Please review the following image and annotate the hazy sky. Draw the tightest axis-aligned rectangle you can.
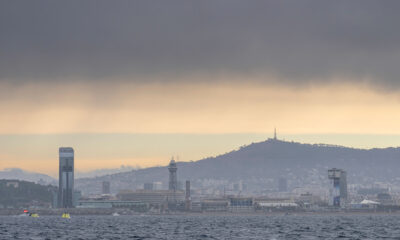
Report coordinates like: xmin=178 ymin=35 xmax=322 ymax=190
xmin=1 ymin=1 xmax=400 ymax=174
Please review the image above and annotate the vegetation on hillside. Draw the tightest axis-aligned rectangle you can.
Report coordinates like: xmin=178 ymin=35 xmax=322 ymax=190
xmin=0 ymin=180 xmax=56 ymax=208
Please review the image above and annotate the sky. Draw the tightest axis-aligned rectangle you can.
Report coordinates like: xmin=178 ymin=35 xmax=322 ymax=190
xmin=1 ymin=1 xmax=400 ymax=175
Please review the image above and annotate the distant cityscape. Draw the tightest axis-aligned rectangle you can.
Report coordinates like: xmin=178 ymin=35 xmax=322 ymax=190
xmin=1 ymin=135 xmax=400 ymax=215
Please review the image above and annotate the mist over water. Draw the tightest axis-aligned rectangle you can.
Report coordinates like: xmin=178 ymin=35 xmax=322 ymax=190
xmin=1 ymin=215 xmax=400 ymax=239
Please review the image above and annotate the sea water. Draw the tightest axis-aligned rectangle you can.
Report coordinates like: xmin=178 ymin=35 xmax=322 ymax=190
xmin=1 ymin=215 xmax=400 ymax=239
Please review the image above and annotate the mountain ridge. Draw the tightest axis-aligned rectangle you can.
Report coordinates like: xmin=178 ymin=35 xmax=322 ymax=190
xmin=75 ymin=139 xmax=400 ymax=195
xmin=0 ymin=168 xmax=56 ymax=185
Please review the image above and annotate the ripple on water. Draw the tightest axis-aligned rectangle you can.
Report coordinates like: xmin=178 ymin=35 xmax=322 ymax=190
xmin=0 ymin=215 xmax=399 ymax=239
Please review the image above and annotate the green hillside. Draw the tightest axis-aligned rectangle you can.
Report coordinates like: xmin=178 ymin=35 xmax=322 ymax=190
xmin=0 ymin=180 xmax=56 ymax=208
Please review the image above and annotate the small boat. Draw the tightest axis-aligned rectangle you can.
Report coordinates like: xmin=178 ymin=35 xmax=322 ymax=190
xmin=21 ymin=210 xmax=39 ymax=218
xmin=112 ymin=212 xmax=120 ymax=217
xmin=61 ymin=213 xmax=71 ymax=219
xmin=19 ymin=210 xmax=29 ymax=217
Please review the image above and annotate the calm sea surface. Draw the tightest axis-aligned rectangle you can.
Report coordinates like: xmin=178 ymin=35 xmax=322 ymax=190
xmin=1 ymin=215 xmax=400 ymax=239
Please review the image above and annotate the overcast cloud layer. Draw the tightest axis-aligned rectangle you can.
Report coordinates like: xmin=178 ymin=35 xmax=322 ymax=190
xmin=1 ymin=1 xmax=400 ymax=87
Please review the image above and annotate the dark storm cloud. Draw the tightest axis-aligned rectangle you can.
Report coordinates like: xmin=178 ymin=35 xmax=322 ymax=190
xmin=1 ymin=0 xmax=400 ymax=86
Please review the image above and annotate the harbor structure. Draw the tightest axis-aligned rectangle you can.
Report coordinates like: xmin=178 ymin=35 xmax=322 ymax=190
xmin=168 ymin=157 xmax=179 ymax=209
xmin=168 ymin=157 xmax=178 ymax=192
xmin=58 ymin=147 xmax=74 ymax=208
xmin=328 ymin=168 xmax=348 ymax=207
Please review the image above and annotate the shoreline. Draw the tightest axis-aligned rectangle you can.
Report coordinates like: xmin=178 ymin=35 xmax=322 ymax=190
xmin=2 ymin=209 xmax=400 ymax=216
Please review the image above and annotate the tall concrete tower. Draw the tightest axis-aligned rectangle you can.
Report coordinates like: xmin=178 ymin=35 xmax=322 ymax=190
xmin=328 ymin=168 xmax=347 ymax=207
xmin=58 ymin=147 xmax=74 ymax=208
xmin=168 ymin=157 xmax=178 ymax=192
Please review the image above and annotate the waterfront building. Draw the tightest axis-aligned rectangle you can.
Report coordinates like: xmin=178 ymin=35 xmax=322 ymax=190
xmin=117 ymin=190 xmax=185 ymax=205
xmin=254 ymin=197 xmax=298 ymax=211
xmin=201 ymin=199 xmax=229 ymax=212
xmin=229 ymin=197 xmax=254 ymax=212
xmin=297 ymin=192 xmax=323 ymax=207
xmin=77 ymin=200 xmax=147 ymax=210
xmin=58 ymin=147 xmax=74 ymax=208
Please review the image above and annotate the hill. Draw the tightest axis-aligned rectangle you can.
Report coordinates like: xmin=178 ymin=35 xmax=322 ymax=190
xmin=75 ymin=139 xmax=400 ymax=195
xmin=0 ymin=180 xmax=56 ymax=208
xmin=0 ymin=168 xmax=56 ymax=185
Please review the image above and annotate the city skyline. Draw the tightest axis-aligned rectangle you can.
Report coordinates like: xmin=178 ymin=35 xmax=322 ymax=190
xmin=2 ymin=1 xmax=400 ymax=174
xmin=2 ymin=1 xmax=400 ymax=238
